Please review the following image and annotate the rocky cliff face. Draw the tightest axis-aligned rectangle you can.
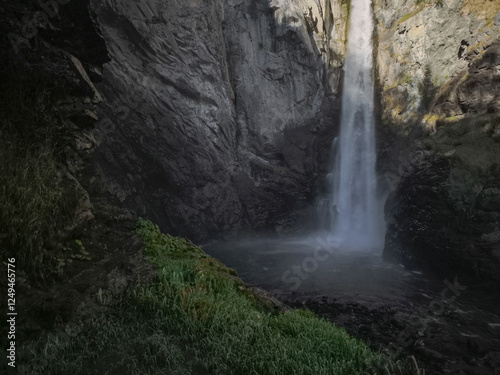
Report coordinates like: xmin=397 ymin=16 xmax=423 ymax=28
xmin=5 ymin=0 xmax=497 ymax=283
xmin=0 ymin=0 xmax=350 ymax=280
xmin=375 ymin=0 xmax=500 ymax=281
xmin=374 ymin=0 xmax=500 ymax=128
xmin=0 ymin=0 xmax=110 ymax=268
xmin=88 ymin=0 xmax=348 ymax=240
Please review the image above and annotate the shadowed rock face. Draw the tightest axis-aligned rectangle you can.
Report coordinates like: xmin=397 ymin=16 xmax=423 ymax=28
xmin=0 ymin=0 xmax=110 ymax=231
xmin=384 ymin=129 xmax=500 ymax=282
xmin=456 ymin=42 xmax=500 ymax=115
xmin=375 ymin=2 xmax=500 ymax=282
xmin=1 ymin=0 xmax=348 ymax=242
xmin=88 ymin=0 xmax=347 ymax=240
xmin=88 ymin=0 xmax=240 ymax=240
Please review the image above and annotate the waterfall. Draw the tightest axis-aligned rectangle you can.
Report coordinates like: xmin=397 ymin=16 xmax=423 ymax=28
xmin=319 ymin=0 xmax=383 ymax=249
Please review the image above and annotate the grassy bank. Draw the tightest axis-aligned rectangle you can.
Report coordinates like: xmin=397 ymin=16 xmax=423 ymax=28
xmin=18 ymin=219 xmax=388 ymax=374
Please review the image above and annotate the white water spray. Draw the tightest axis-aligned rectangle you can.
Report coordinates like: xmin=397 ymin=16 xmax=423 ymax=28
xmin=318 ymin=0 xmax=383 ymax=249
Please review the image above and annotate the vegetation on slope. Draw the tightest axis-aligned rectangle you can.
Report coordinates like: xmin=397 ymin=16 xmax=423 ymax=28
xmin=0 ymin=54 xmax=78 ymax=280
xmin=18 ymin=219 xmax=389 ymax=374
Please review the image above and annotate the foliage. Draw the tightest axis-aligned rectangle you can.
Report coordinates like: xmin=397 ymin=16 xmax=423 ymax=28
xmin=418 ymin=65 xmax=437 ymax=114
xmin=343 ymin=0 xmax=352 ymax=43
xmin=0 ymin=47 xmax=78 ymax=280
xmin=415 ymin=0 xmax=443 ymax=6
xmin=401 ymin=73 xmax=413 ymax=85
xmin=397 ymin=5 xmax=424 ymax=27
xmin=0 ymin=140 xmax=72 ymax=278
xmin=18 ymin=219 xmax=390 ymax=374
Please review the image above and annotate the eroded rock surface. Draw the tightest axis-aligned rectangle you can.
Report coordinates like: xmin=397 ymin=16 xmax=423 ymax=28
xmin=89 ymin=0 xmax=347 ymax=240
xmin=376 ymin=1 xmax=500 ymax=282
xmin=374 ymin=0 xmax=500 ymax=127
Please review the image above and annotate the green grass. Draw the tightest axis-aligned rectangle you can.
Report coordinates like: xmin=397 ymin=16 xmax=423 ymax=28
xmin=18 ymin=219 xmax=389 ymax=374
xmin=401 ymin=73 xmax=413 ymax=85
xmin=397 ymin=5 xmax=424 ymax=27
xmin=343 ymin=0 xmax=352 ymax=45
xmin=0 ymin=52 xmax=78 ymax=280
xmin=0 ymin=138 xmax=73 ymax=279
xmin=415 ymin=0 xmax=442 ymax=6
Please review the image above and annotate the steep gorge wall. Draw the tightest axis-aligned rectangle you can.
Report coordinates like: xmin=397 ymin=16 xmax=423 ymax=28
xmin=88 ymin=0 xmax=348 ymax=240
xmin=375 ymin=0 xmax=500 ymax=128
xmin=4 ymin=0 xmax=499 ymax=284
xmin=4 ymin=0 xmax=499 ymax=283
xmin=374 ymin=0 xmax=500 ymax=281
xmin=0 ymin=0 xmax=111 ymax=274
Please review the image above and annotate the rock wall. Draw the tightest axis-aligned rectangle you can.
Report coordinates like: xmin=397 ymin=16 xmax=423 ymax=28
xmin=0 ymin=0 xmax=110 ymax=237
xmin=4 ymin=0 xmax=499 ymax=282
xmin=374 ymin=0 xmax=500 ymax=129
xmin=375 ymin=0 xmax=500 ymax=281
xmin=88 ymin=0 xmax=348 ymax=240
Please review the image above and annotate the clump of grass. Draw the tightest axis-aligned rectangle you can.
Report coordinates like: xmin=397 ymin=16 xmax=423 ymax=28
xmin=414 ymin=0 xmax=442 ymax=6
xmin=398 ymin=12 xmax=415 ymax=25
xmin=400 ymin=73 xmax=413 ymax=85
xmin=18 ymin=219 xmax=389 ymax=374
xmin=0 ymin=140 xmax=72 ymax=278
xmin=0 ymin=47 xmax=79 ymax=280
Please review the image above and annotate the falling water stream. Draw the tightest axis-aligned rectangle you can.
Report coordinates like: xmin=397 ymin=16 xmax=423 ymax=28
xmin=332 ymin=0 xmax=377 ymax=243
xmin=317 ymin=0 xmax=384 ymax=249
